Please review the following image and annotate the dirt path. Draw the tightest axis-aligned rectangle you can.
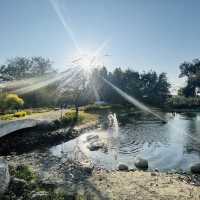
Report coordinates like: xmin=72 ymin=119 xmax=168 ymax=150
xmin=85 ymin=171 xmax=200 ymax=200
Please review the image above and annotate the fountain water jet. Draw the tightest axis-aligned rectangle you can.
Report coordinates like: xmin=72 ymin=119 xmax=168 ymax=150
xmin=108 ymin=113 xmax=119 ymax=160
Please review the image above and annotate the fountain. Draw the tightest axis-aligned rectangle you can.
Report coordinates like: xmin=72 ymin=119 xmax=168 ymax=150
xmin=107 ymin=113 xmax=119 ymax=160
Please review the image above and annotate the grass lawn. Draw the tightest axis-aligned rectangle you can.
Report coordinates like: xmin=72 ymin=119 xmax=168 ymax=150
xmin=77 ymin=110 xmax=99 ymax=125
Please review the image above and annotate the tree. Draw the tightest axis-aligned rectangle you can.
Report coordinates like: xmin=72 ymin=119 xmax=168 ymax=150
xmin=89 ymin=67 xmax=170 ymax=106
xmin=58 ymin=67 xmax=87 ymax=118
xmin=30 ymin=57 xmax=55 ymax=76
xmin=0 ymin=93 xmax=24 ymax=113
xmin=0 ymin=57 xmax=56 ymax=108
xmin=0 ymin=93 xmax=7 ymax=113
xmin=0 ymin=57 xmax=31 ymax=80
xmin=154 ymin=73 xmax=171 ymax=104
xmin=5 ymin=94 xmax=24 ymax=111
xmin=179 ymin=59 xmax=200 ymax=97
xmin=0 ymin=57 xmax=55 ymax=81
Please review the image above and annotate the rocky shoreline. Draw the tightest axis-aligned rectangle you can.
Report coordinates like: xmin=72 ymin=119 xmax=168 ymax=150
xmin=0 ymin=120 xmax=99 ymax=155
xmin=1 ymin=120 xmax=200 ymax=199
xmin=1 ymin=151 xmax=200 ymax=200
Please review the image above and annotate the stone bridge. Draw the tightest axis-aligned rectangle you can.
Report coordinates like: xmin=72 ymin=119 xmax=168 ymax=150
xmin=0 ymin=119 xmax=44 ymax=138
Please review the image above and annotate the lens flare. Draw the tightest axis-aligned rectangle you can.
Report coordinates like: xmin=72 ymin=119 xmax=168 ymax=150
xmin=102 ymin=77 xmax=166 ymax=122
xmin=49 ymin=0 xmax=81 ymax=53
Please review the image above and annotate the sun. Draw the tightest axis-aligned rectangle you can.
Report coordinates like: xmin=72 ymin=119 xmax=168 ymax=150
xmin=72 ymin=51 xmax=102 ymax=72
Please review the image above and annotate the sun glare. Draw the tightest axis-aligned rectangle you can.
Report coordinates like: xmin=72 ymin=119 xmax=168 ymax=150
xmin=72 ymin=50 xmax=103 ymax=72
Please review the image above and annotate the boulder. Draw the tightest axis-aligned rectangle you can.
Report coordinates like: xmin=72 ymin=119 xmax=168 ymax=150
xmin=118 ymin=164 xmax=129 ymax=171
xmin=191 ymin=163 xmax=200 ymax=174
xmin=86 ymin=134 xmax=99 ymax=142
xmin=0 ymin=159 xmax=10 ymax=196
xmin=135 ymin=158 xmax=148 ymax=170
xmin=87 ymin=141 xmax=105 ymax=151
xmin=151 ymin=172 xmax=157 ymax=176
xmin=154 ymin=168 xmax=159 ymax=172
xmin=31 ymin=191 xmax=50 ymax=200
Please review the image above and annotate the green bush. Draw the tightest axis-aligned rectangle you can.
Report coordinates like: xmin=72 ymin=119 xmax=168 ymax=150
xmin=26 ymin=110 xmax=32 ymax=115
xmin=10 ymin=165 xmax=36 ymax=182
xmin=84 ymin=104 xmax=111 ymax=112
xmin=5 ymin=93 xmax=24 ymax=109
xmin=0 ymin=114 xmax=14 ymax=120
xmin=62 ymin=110 xmax=77 ymax=124
xmin=0 ymin=111 xmax=27 ymax=120
xmin=167 ymin=96 xmax=200 ymax=109
xmin=0 ymin=93 xmax=24 ymax=113
xmin=14 ymin=111 xmax=27 ymax=117
xmin=84 ymin=104 xmax=126 ymax=113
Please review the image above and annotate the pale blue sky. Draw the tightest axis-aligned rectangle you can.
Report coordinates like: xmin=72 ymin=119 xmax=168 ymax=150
xmin=0 ymin=0 xmax=200 ymax=88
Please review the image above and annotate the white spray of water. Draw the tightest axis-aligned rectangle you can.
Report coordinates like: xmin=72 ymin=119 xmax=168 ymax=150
xmin=102 ymin=78 xmax=165 ymax=122
xmin=108 ymin=113 xmax=119 ymax=137
xmin=108 ymin=113 xmax=119 ymax=160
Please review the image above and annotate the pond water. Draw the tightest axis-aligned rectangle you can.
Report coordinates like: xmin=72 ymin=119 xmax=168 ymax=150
xmin=49 ymin=112 xmax=200 ymax=171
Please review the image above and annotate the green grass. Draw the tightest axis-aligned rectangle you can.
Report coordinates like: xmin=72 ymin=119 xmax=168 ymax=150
xmin=0 ymin=108 xmax=53 ymax=120
xmin=9 ymin=165 xmax=37 ymax=182
xmin=83 ymin=104 xmax=125 ymax=112
xmin=61 ymin=109 xmax=98 ymax=125
xmin=0 ymin=114 xmax=15 ymax=120
xmin=78 ymin=111 xmax=98 ymax=124
xmin=0 ymin=111 xmax=29 ymax=120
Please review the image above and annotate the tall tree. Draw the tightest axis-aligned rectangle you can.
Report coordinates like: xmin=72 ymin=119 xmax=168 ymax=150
xmin=179 ymin=59 xmax=200 ymax=97
xmin=0 ymin=57 xmax=55 ymax=81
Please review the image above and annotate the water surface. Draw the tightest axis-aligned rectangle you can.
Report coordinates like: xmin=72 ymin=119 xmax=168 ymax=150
xmin=50 ymin=112 xmax=200 ymax=171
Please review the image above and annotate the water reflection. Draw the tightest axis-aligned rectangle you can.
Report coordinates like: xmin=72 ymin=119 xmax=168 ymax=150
xmin=49 ymin=112 xmax=200 ymax=171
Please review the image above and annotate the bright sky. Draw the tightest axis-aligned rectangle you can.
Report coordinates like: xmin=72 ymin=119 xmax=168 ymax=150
xmin=0 ymin=0 xmax=200 ymax=89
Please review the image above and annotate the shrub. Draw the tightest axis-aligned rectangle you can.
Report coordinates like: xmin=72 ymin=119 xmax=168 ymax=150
xmin=167 ymin=96 xmax=200 ymax=109
xmin=9 ymin=165 xmax=36 ymax=182
xmin=62 ymin=110 xmax=77 ymax=124
xmin=14 ymin=111 xmax=27 ymax=118
xmin=84 ymin=104 xmax=111 ymax=112
xmin=5 ymin=94 xmax=24 ymax=110
xmin=0 ymin=114 xmax=14 ymax=120
xmin=26 ymin=110 xmax=32 ymax=115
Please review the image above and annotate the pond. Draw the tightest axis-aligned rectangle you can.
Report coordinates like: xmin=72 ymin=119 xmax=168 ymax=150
xmin=49 ymin=112 xmax=200 ymax=171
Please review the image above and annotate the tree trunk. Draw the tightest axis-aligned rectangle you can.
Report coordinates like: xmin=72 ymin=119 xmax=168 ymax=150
xmin=75 ymin=104 xmax=79 ymax=121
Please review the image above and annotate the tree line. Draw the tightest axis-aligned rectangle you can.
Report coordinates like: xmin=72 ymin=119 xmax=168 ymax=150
xmin=0 ymin=56 xmax=200 ymax=110
xmin=90 ymin=67 xmax=170 ymax=106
